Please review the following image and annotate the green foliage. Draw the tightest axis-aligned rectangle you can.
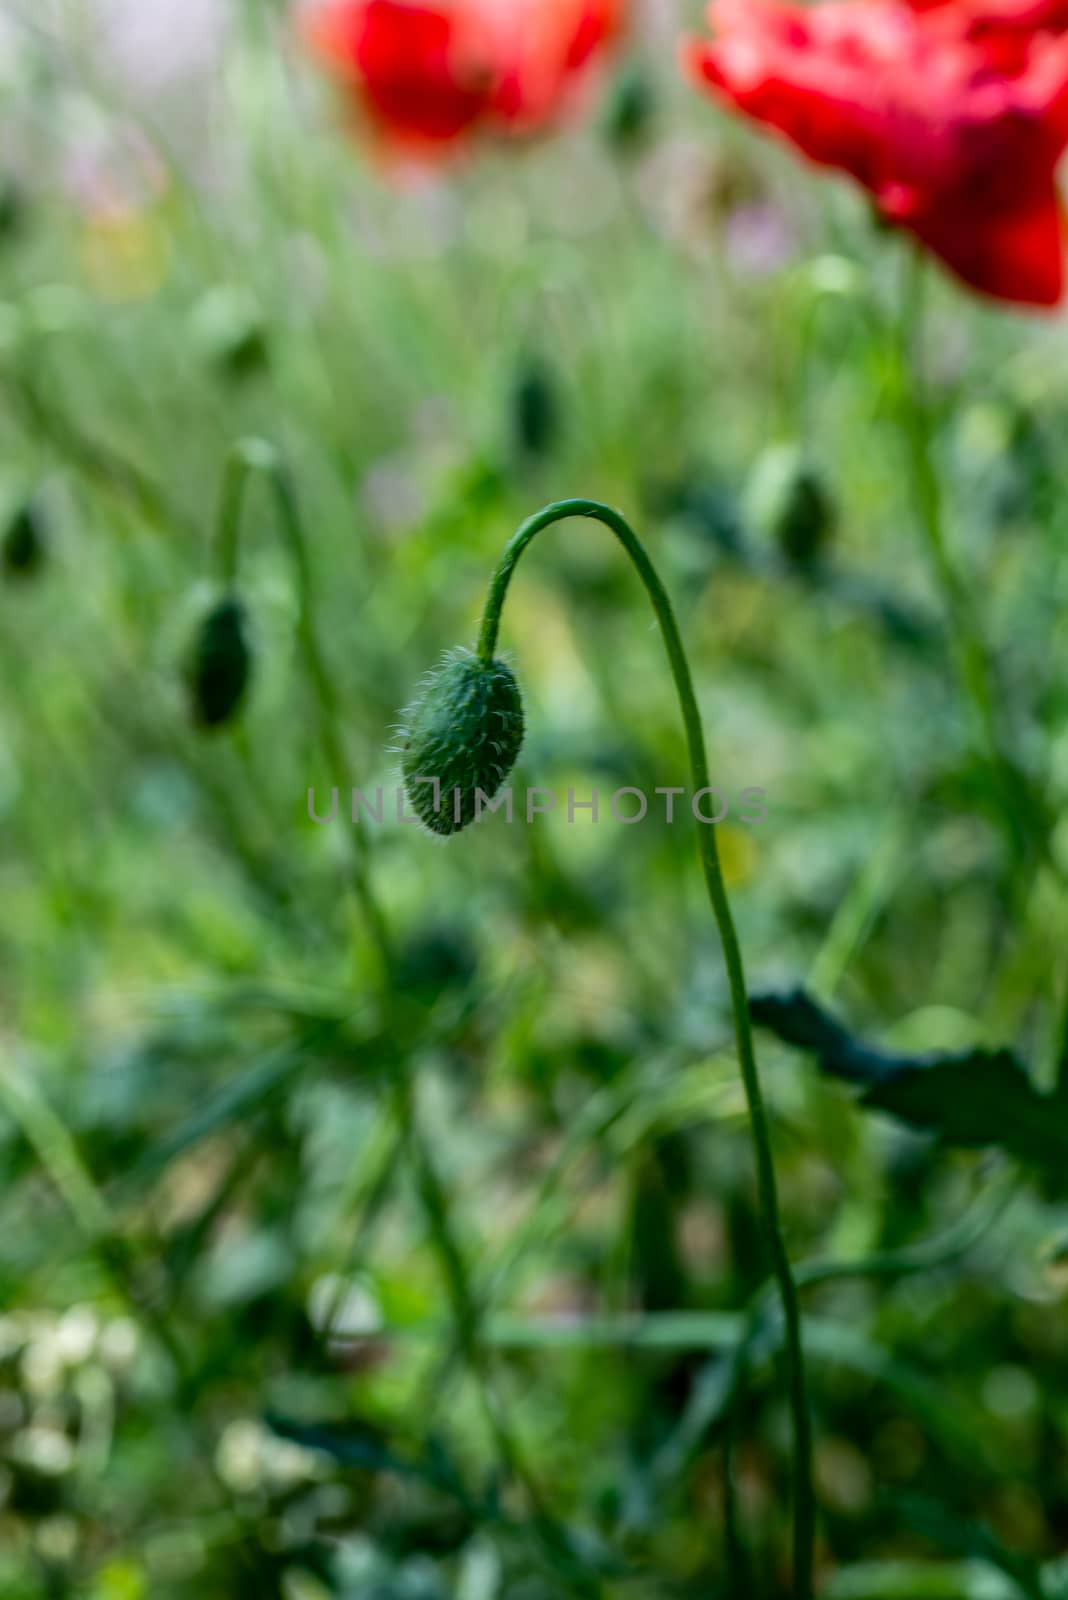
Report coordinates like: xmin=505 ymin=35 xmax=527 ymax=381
xmin=0 ymin=7 xmax=1067 ymax=1599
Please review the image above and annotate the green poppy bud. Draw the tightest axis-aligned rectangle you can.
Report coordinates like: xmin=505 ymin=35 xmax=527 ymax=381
xmin=400 ymin=651 xmax=524 ymax=836
xmin=2 ymin=497 xmax=47 ymax=579
xmin=513 ymin=358 xmax=559 ymax=464
xmin=745 ymin=443 xmax=835 ymax=568
xmin=604 ymin=62 xmax=655 ymax=153
xmin=187 ymin=596 xmax=252 ymax=730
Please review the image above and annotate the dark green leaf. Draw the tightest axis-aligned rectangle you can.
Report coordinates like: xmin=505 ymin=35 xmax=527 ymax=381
xmin=750 ymin=988 xmax=921 ymax=1085
xmin=751 ymin=988 xmax=1068 ymax=1190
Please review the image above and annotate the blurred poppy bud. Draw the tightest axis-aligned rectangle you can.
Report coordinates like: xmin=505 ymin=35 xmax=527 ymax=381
xmin=397 ymin=922 xmax=479 ymax=1000
xmin=187 ymin=595 xmax=253 ymax=730
xmin=2 ymin=496 xmax=47 ymax=579
xmin=400 ymin=651 xmax=524 ymax=836
xmin=0 ymin=178 xmax=25 ymax=245
xmin=604 ymin=61 xmax=654 ymax=153
xmin=745 ymin=443 xmax=835 ymax=567
xmin=190 ymin=285 xmax=268 ymax=381
xmin=513 ymin=358 xmax=560 ymax=464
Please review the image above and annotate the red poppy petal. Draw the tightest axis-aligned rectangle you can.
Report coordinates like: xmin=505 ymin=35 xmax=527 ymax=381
xmin=687 ymin=36 xmax=886 ymax=189
xmin=565 ymin=0 xmax=623 ymax=72
xmin=908 ymin=0 xmax=1068 ymax=28
xmin=305 ymin=0 xmax=495 ymax=152
xmin=905 ymin=192 xmax=1065 ymax=304
xmin=490 ymin=0 xmax=622 ymax=131
xmin=303 ymin=1 xmax=363 ymax=70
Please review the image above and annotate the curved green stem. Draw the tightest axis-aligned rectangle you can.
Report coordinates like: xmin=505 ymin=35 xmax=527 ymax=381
xmin=212 ymin=438 xmax=392 ymax=976
xmin=477 ymin=498 xmax=815 ymax=1598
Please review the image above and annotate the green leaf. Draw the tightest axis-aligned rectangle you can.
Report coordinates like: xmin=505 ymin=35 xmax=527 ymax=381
xmin=751 ymin=988 xmax=1068 ymax=1191
xmin=750 ymin=988 xmax=909 ymax=1086
xmin=866 ymin=1053 xmax=1062 ymax=1169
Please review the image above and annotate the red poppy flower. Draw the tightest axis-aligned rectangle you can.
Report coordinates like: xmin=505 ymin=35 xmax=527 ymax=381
xmin=685 ymin=0 xmax=1068 ymax=305
xmin=909 ymin=0 xmax=1068 ymax=32
xmin=304 ymin=0 xmax=622 ymax=160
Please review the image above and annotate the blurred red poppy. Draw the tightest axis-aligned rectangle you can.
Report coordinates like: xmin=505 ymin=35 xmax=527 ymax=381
xmin=685 ymin=0 xmax=1068 ymax=305
xmin=909 ymin=0 xmax=1068 ymax=30
xmin=304 ymin=0 xmax=622 ymax=160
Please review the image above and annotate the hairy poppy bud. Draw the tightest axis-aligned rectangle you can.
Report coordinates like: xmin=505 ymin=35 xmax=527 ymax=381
xmin=745 ymin=443 xmax=835 ymax=568
xmin=2 ymin=497 xmax=47 ymax=578
xmin=400 ymin=651 xmax=524 ymax=836
xmin=513 ymin=358 xmax=560 ymax=464
xmin=187 ymin=596 xmax=252 ymax=730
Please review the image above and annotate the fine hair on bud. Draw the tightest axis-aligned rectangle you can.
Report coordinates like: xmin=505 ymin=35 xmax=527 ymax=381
xmin=400 ymin=650 xmax=524 ymax=837
xmin=187 ymin=594 xmax=253 ymax=730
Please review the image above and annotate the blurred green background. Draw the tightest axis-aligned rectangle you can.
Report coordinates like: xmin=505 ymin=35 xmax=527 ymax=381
xmin=2 ymin=2 xmax=1068 ymax=1596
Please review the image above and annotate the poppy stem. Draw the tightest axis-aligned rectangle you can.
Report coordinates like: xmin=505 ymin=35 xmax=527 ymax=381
xmin=895 ymin=251 xmax=1031 ymax=865
xmin=212 ymin=437 xmax=393 ymax=978
xmin=478 ymin=499 xmax=816 ymax=1599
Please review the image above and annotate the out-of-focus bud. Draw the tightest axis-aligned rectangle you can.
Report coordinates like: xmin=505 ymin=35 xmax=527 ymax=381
xmin=603 ymin=61 xmax=655 ymax=153
xmin=189 ymin=285 xmax=269 ymax=381
xmin=400 ymin=650 xmax=524 ymax=836
xmin=397 ymin=922 xmax=479 ymax=1001
xmin=2 ymin=496 xmax=47 ymax=579
xmin=187 ymin=595 xmax=253 ymax=730
xmin=512 ymin=357 xmax=560 ymax=465
xmin=744 ymin=442 xmax=835 ymax=568
xmin=0 ymin=178 xmax=26 ymax=246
